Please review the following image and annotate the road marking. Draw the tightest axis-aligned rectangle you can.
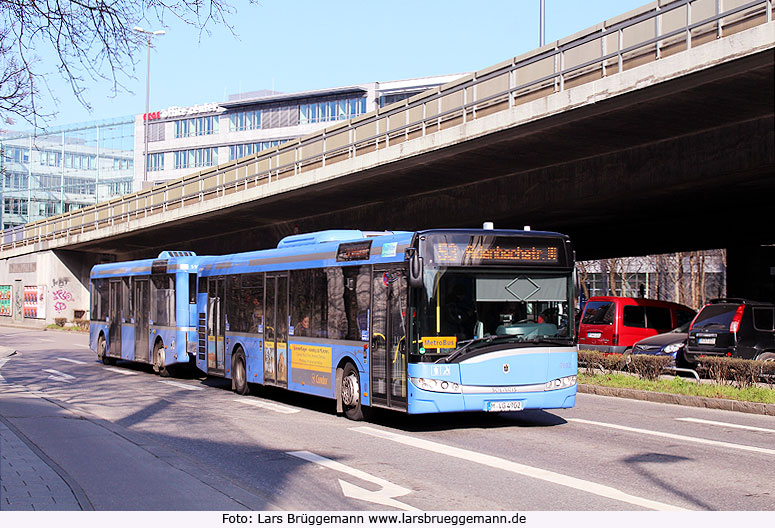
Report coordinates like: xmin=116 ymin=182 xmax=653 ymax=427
xmin=159 ymin=380 xmax=204 ymax=391
xmin=104 ymin=367 xmax=137 ymax=376
xmin=570 ymin=418 xmax=775 ymax=456
xmin=352 ymin=426 xmax=686 ymax=511
xmin=288 ymin=450 xmax=417 ymax=511
xmin=43 ymin=369 xmax=75 ymax=383
xmin=676 ymin=417 xmax=775 ymax=433
xmin=57 ymin=357 xmax=87 ymax=365
xmin=233 ymin=398 xmax=300 ymax=414
xmin=73 ymin=344 xmax=91 ymax=349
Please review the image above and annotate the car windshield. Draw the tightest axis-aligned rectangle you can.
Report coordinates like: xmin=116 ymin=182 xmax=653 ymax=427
xmin=412 ymin=268 xmax=573 ymax=357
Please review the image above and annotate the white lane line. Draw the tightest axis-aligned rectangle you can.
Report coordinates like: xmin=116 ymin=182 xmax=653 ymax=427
xmin=159 ymin=380 xmax=204 ymax=391
xmin=57 ymin=357 xmax=87 ymax=365
xmin=104 ymin=367 xmax=137 ymax=376
xmin=233 ymin=398 xmax=300 ymax=414
xmin=73 ymin=344 xmax=91 ymax=349
xmin=352 ymin=426 xmax=686 ymax=511
xmin=676 ymin=417 xmax=775 ymax=433
xmin=43 ymin=369 xmax=75 ymax=383
xmin=570 ymin=418 xmax=775 ymax=456
xmin=288 ymin=451 xmax=417 ymax=511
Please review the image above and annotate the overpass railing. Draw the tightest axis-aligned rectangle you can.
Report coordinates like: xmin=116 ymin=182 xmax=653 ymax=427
xmin=2 ymin=0 xmax=771 ymax=253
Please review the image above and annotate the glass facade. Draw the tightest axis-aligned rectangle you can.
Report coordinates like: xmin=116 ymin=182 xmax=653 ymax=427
xmin=0 ymin=117 xmax=135 ymax=230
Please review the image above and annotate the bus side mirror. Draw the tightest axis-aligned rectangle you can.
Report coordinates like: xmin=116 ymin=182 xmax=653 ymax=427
xmin=406 ymin=248 xmax=423 ymax=288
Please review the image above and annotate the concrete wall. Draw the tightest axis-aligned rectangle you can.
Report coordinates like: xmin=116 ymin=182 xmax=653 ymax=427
xmin=0 ymin=250 xmax=102 ymax=326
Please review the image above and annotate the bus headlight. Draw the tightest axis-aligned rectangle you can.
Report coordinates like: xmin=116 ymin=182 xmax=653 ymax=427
xmin=545 ymin=375 xmax=576 ymax=391
xmin=410 ymin=377 xmax=462 ymax=393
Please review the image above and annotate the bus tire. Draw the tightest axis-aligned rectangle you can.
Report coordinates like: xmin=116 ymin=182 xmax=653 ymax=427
xmin=232 ymin=349 xmax=249 ymax=396
xmin=153 ymin=341 xmax=170 ymax=377
xmin=98 ymin=335 xmax=115 ymax=365
xmin=341 ymin=362 xmax=369 ymax=421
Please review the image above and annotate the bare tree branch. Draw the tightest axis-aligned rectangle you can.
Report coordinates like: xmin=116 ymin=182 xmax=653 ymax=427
xmin=0 ymin=0 xmax=239 ymax=128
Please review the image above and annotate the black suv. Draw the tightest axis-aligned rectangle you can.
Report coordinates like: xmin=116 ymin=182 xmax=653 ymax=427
xmin=685 ymin=298 xmax=775 ymax=364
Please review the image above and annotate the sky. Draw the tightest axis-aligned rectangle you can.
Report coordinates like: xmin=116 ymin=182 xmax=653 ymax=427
xmin=10 ymin=0 xmax=650 ymax=132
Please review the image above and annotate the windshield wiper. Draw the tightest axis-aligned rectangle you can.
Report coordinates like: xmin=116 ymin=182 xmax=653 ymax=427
xmin=444 ymin=335 xmax=524 ymax=363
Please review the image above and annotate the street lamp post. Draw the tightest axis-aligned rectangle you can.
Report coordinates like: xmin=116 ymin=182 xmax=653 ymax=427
xmin=133 ymin=26 xmax=165 ymax=188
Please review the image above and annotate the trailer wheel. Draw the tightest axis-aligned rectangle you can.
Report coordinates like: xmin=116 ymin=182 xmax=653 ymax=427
xmin=232 ymin=348 xmax=249 ymax=395
xmin=153 ymin=341 xmax=170 ymax=377
xmin=98 ymin=335 xmax=115 ymax=365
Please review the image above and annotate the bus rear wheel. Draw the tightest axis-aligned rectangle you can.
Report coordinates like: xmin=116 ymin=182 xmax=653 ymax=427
xmin=98 ymin=335 xmax=115 ymax=365
xmin=232 ymin=349 xmax=249 ymax=395
xmin=341 ymin=363 xmax=369 ymax=421
xmin=153 ymin=342 xmax=170 ymax=377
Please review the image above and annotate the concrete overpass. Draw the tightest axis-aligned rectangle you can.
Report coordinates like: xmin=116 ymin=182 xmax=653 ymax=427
xmin=1 ymin=0 xmax=774 ymax=322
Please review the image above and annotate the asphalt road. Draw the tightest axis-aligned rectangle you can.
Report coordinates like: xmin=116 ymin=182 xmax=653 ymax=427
xmin=1 ymin=326 xmax=773 ymax=511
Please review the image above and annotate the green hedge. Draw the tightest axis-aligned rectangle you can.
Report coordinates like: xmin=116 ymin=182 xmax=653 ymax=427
xmin=699 ymin=356 xmax=775 ymax=389
xmin=578 ymin=349 xmax=775 ymax=387
xmin=578 ymin=350 xmax=672 ymax=381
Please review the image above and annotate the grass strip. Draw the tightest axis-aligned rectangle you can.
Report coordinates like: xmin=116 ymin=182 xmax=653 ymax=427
xmin=579 ymin=373 xmax=775 ymax=404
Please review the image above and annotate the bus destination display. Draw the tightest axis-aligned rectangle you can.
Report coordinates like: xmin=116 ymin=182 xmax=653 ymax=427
xmin=430 ymin=237 xmax=560 ymax=266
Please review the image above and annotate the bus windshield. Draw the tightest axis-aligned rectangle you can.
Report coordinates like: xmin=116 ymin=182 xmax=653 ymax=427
xmin=413 ymin=268 xmax=574 ymax=356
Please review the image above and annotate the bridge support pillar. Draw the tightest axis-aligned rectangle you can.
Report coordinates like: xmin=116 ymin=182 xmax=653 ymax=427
xmin=0 ymin=250 xmax=109 ymax=327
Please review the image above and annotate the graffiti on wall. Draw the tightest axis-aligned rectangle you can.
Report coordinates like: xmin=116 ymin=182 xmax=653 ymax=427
xmin=51 ymin=279 xmax=75 ymax=314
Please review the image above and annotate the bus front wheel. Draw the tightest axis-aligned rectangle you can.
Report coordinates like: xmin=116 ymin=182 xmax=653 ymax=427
xmin=153 ymin=342 xmax=170 ymax=377
xmin=98 ymin=335 xmax=115 ymax=365
xmin=232 ymin=349 xmax=249 ymax=395
xmin=341 ymin=363 xmax=369 ymax=421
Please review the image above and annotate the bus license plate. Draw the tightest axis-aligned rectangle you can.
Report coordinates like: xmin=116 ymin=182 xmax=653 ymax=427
xmin=698 ymin=337 xmax=716 ymax=345
xmin=488 ymin=401 xmax=523 ymax=412
xmin=587 ymin=331 xmax=602 ymax=338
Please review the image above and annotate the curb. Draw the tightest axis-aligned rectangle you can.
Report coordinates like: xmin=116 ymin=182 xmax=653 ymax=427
xmin=579 ymin=384 xmax=775 ymax=416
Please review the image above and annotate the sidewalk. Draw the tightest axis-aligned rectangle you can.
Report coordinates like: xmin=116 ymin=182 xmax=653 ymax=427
xmin=0 ymin=415 xmax=87 ymax=510
xmin=0 ymin=345 xmax=282 ymax=511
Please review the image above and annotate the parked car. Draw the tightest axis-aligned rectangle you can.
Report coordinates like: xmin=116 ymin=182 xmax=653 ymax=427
xmin=578 ymin=296 xmax=695 ymax=354
xmin=632 ymin=321 xmax=691 ymax=368
xmin=685 ymin=298 xmax=775 ymax=364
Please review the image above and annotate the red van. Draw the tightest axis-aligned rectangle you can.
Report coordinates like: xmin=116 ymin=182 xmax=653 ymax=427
xmin=578 ymin=296 xmax=695 ymax=354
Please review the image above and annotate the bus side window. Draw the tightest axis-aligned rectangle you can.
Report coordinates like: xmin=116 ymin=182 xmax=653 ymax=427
xmin=189 ymin=274 xmax=197 ymax=304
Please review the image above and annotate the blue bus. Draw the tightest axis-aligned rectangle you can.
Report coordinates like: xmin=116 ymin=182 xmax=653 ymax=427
xmin=90 ymin=227 xmax=577 ymax=420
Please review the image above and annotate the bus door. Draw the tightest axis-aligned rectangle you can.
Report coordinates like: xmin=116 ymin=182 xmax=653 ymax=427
xmin=206 ymin=277 xmax=226 ymax=376
xmin=108 ymin=280 xmax=122 ymax=359
xmin=264 ymin=274 xmax=288 ymax=387
xmin=134 ymin=278 xmax=150 ymax=362
xmin=371 ymin=267 xmax=408 ymax=409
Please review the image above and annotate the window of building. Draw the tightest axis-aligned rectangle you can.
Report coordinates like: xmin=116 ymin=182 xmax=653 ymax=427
xmin=299 ymin=96 xmax=366 ymax=125
xmin=147 ymin=153 xmax=164 ymax=172
xmin=379 ymin=91 xmax=424 ymax=107
xmin=174 ymin=115 xmax=219 ymax=138
xmin=229 ymin=110 xmax=261 ymax=132
xmin=174 ymin=147 xmax=218 ymax=169
xmin=228 ymin=139 xmax=292 ymax=160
